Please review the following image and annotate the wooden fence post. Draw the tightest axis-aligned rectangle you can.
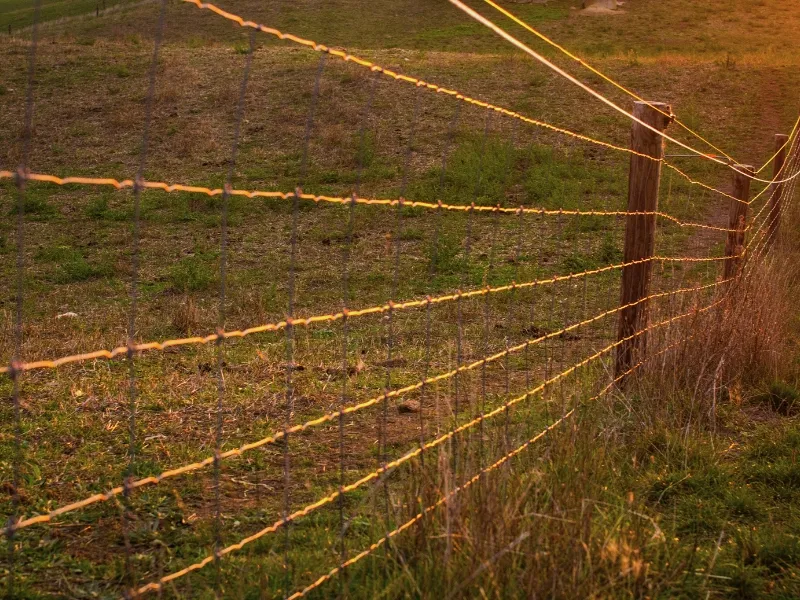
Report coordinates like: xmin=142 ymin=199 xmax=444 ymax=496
xmin=614 ymin=101 xmax=671 ymax=380
xmin=723 ymin=165 xmax=753 ymax=279
xmin=766 ymin=134 xmax=789 ymax=252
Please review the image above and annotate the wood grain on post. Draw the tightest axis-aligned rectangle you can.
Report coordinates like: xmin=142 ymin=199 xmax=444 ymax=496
xmin=766 ymin=134 xmax=789 ymax=252
xmin=723 ymin=165 xmax=753 ymax=279
xmin=615 ymin=101 xmax=672 ymax=380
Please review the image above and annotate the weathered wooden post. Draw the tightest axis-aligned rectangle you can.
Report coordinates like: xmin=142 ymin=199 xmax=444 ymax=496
xmin=766 ymin=134 xmax=789 ymax=252
xmin=723 ymin=165 xmax=753 ymax=279
xmin=615 ymin=101 xmax=671 ymax=380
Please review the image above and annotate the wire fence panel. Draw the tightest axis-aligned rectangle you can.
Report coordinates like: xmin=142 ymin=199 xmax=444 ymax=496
xmin=1 ymin=2 xmax=799 ymax=598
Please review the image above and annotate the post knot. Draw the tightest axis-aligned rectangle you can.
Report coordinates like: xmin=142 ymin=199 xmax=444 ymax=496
xmin=7 ymin=360 xmax=22 ymax=380
xmin=14 ymin=166 xmax=29 ymax=189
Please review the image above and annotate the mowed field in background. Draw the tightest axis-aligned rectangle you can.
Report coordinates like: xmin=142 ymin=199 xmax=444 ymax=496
xmin=1 ymin=0 xmax=800 ymax=598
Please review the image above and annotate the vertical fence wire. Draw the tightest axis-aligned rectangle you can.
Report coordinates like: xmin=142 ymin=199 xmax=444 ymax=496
xmin=378 ymin=81 xmax=421 ymax=583
xmin=337 ymin=69 xmax=378 ymax=597
xmin=213 ymin=28 xmax=256 ymax=592
xmin=424 ymin=103 xmax=461 ymax=577
xmin=124 ymin=0 xmax=168 ymax=591
xmin=495 ymin=122 xmax=519 ymax=456
xmin=456 ymin=111 xmax=492 ymax=481
xmin=283 ymin=52 xmax=326 ymax=597
xmin=7 ymin=1 xmax=40 ymax=595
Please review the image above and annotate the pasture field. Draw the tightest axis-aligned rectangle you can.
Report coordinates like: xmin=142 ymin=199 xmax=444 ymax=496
xmin=1 ymin=0 xmax=800 ymax=598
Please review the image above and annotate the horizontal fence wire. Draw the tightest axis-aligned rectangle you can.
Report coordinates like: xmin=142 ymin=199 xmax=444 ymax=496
xmin=3 ymin=3 xmax=800 ymax=597
xmin=133 ymin=163 xmax=800 ymax=597
xmin=3 ymin=277 xmax=728 ymax=535
xmin=0 ymin=170 xmax=740 ymax=231
xmin=479 ymin=0 xmax=800 ymax=178
xmin=172 ymin=0 xmax=764 ymax=204
xmin=284 ymin=325 xmax=709 ymax=600
xmin=124 ymin=150 xmax=799 ymax=595
xmin=0 ymin=255 xmax=732 ymax=376
xmin=130 ymin=292 xmax=728 ymax=597
xmin=446 ymin=0 xmax=800 ymax=187
xmin=479 ymin=0 xmax=739 ymax=165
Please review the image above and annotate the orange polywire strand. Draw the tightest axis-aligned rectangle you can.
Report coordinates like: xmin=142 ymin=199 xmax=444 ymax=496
xmin=0 ymin=169 xmax=740 ymax=232
xmin=131 ymin=295 xmax=724 ymax=598
xmin=284 ymin=328 xmax=707 ymax=600
xmin=0 ymin=253 xmax=731 ymax=377
xmin=446 ymin=0 xmax=800 ymax=187
xmin=3 ymin=277 xmax=728 ymax=537
xmin=285 ymin=325 xmax=706 ymax=600
xmin=175 ymin=0 xmax=742 ymax=204
xmin=480 ymin=0 xmax=738 ymax=165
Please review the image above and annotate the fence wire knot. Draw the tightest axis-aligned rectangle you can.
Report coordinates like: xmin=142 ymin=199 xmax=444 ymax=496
xmin=7 ymin=360 xmax=22 ymax=381
xmin=14 ymin=166 xmax=29 ymax=189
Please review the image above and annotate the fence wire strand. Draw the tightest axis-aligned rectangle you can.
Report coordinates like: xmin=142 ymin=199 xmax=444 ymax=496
xmin=129 ymin=291 xmax=727 ymax=597
xmin=446 ymin=0 xmax=800 ymax=187
xmin=171 ymin=0 xmax=764 ymax=201
xmin=3 ymin=276 xmax=730 ymax=537
xmin=0 ymin=170 xmax=743 ymax=225
xmin=0 ymin=254 xmax=735 ymax=378
xmin=480 ymin=0 xmax=800 ymax=176
xmin=3 ymin=4 xmax=799 ymax=596
xmin=7 ymin=0 xmax=41 ymax=593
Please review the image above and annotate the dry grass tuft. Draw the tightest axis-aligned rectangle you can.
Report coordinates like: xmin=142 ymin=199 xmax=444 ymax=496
xmin=171 ymin=295 xmax=200 ymax=335
xmin=642 ymin=243 xmax=800 ymax=417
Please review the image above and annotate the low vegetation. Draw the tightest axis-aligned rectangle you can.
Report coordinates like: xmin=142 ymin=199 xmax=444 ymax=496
xmin=1 ymin=0 xmax=799 ymax=598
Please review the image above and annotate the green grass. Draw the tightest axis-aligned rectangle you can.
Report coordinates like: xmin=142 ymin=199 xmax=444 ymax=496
xmin=35 ymin=244 xmax=114 ymax=283
xmin=1 ymin=0 xmax=799 ymax=596
xmin=0 ymin=0 xmax=134 ymax=32
xmin=167 ymin=252 xmax=219 ymax=293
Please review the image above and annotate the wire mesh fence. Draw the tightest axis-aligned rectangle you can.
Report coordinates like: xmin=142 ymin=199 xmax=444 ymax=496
xmin=1 ymin=1 xmax=800 ymax=598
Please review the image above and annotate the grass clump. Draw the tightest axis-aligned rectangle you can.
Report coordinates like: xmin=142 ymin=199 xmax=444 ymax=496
xmin=167 ymin=253 xmax=218 ymax=293
xmin=754 ymin=381 xmax=800 ymax=416
xmin=9 ymin=193 xmax=58 ymax=220
xmin=36 ymin=245 xmax=112 ymax=283
xmin=86 ymin=195 xmax=130 ymax=221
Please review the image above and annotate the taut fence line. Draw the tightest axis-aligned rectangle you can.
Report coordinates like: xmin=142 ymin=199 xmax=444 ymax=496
xmin=2 ymin=0 xmax=800 ymax=598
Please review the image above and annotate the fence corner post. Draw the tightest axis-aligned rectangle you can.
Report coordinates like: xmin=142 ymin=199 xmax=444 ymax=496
xmin=766 ymin=134 xmax=789 ymax=252
xmin=615 ymin=101 xmax=671 ymax=382
xmin=724 ymin=164 xmax=754 ymax=279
